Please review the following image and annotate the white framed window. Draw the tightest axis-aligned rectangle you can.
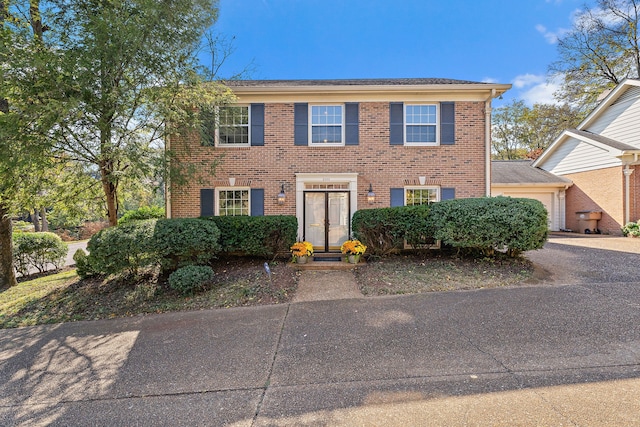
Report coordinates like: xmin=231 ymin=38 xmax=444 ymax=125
xmin=200 ymin=106 xmax=251 ymax=147
xmin=405 ymin=104 xmax=438 ymax=146
xmin=405 ymin=186 xmax=440 ymax=206
xmin=217 ymin=106 xmax=250 ymax=146
xmin=310 ymin=105 xmax=344 ymax=146
xmin=216 ymin=187 xmax=250 ymax=216
xmin=405 ymin=186 xmax=440 ymax=249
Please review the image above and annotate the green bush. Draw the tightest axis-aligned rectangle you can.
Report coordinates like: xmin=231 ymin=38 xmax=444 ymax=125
xmin=205 ymin=215 xmax=297 ymax=258
xmin=168 ymin=265 xmax=214 ymax=295
xmin=152 ymin=218 xmax=221 ymax=272
xmin=73 ymin=248 xmax=91 ymax=278
xmin=80 ymin=218 xmax=221 ymax=278
xmin=12 ymin=232 xmax=68 ymax=277
xmin=13 ymin=220 xmax=34 ymax=232
xmin=83 ymin=220 xmax=157 ymax=278
xmin=352 ymin=205 xmax=435 ymax=255
xmin=622 ymin=220 xmax=640 ymax=237
xmin=431 ymin=196 xmax=548 ymax=257
xmin=118 ymin=206 xmax=165 ymax=225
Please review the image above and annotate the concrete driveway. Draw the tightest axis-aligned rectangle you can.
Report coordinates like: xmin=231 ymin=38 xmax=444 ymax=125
xmin=2 ymin=235 xmax=640 ymax=425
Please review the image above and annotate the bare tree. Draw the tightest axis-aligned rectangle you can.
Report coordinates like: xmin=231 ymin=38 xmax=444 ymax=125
xmin=550 ymin=0 xmax=640 ymax=110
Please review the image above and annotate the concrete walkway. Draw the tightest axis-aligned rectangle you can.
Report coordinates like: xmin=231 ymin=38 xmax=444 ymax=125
xmin=293 ymin=270 xmax=363 ymax=302
xmin=2 ymin=235 xmax=640 ymax=425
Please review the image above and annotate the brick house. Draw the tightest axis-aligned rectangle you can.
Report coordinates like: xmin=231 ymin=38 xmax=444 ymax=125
xmin=533 ymin=79 xmax=640 ymax=234
xmin=168 ymin=78 xmax=510 ymax=252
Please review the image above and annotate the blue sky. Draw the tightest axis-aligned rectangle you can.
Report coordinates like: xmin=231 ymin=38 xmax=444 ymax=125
xmin=207 ymin=0 xmax=587 ymax=107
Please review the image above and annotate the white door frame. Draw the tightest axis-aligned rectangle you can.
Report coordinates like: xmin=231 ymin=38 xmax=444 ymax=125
xmin=295 ymin=173 xmax=358 ymax=241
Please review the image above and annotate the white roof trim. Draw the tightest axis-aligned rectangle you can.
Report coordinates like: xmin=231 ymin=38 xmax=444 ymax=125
xmin=534 ymin=78 xmax=640 ymax=169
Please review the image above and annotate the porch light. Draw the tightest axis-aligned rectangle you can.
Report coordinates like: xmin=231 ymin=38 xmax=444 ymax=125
xmin=277 ymin=184 xmax=286 ymax=205
xmin=367 ymin=184 xmax=375 ymax=204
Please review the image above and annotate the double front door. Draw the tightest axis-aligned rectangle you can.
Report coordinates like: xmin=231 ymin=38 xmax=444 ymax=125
xmin=304 ymin=191 xmax=350 ymax=252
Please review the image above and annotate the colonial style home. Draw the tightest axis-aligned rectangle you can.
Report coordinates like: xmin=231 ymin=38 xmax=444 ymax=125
xmin=168 ymin=78 xmax=510 ymax=252
xmin=533 ymin=79 xmax=640 ymax=234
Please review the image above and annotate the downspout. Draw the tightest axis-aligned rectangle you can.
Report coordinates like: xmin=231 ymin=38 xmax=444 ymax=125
xmin=485 ymin=89 xmax=496 ymax=196
xmin=165 ymin=132 xmax=172 ymax=219
xmin=623 ymin=164 xmax=634 ymax=224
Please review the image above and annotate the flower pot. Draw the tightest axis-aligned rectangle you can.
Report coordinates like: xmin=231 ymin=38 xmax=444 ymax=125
xmin=348 ymin=254 xmax=360 ymax=264
xmin=297 ymin=255 xmax=308 ymax=264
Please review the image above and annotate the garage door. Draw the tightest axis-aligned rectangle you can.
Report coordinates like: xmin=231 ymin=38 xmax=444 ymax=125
xmin=499 ymin=191 xmax=554 ymax=230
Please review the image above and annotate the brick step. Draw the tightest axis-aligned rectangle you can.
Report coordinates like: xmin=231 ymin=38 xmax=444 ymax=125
xmin=290 ymin=253 xmax=365 ymax=270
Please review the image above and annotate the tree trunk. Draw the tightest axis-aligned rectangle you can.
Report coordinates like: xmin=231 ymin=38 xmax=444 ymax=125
xmin=33 ymin=208 xmax=40 ymax=232
xmin=40 ymin=206 xmax=48 ymax=232
xmin=0 ymin=204 xmax=17 ymax=288
xmin=100 ymin=166 xmax=118 ymax=226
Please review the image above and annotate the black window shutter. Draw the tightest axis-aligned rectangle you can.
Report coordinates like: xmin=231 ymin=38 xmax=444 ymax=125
xmin=250 ymin=188 xmax=264 ymax=216
xmin=200 ymin=189 xmax=214 ymax=217
xmin=440 ymin=102 xmax=455 ymax=145
xmin=345 ymin=102 xmax=359 ymax=146
xmin=441 ymin=188 xmax=455 ymax=200
xmin=294 ymin=103 xmax=308 ymax=146
xmin=251 ymin=104 xmax=264 ymax=146
xmin=389 ymin=102 xmax=404 ymax=145
xmin=390 ymin=188 xmax=404 ymax=207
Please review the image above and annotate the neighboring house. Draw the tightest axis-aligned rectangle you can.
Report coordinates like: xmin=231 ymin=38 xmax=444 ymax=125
xmin=533 ymin=79 xmax=640 ymax=235
xmin=168 ymin=78 xmax=510 ymax=252
xmin=491 ymin=160 xmax=572 ymax=231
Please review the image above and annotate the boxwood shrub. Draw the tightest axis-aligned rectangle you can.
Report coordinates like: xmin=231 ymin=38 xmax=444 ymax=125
xmin=12 ymin=232 xmax=68 ymax=277
xmin=431 ymin=196 xmax=548 ymax=257
xmin=204 ymin=215 xmax=297 ymax=258
xmin=168 ymin=265 xmax=214 ymax=295
xmin=118 ymin=206 xmax=165 ymax=225
xmin=80 ymin=218 xmax=221 ymax=278
xmin=152 ymin=218 xmax=221 ymax=272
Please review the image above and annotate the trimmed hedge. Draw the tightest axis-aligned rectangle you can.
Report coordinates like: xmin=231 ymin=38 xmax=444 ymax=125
xmin=352 ymin=206 xmax=431 ymax=255
xmin=153 ymin=218 xmax=221 ymax=272
xmin=168 ymin=265 xmax=214 ymax=295
xmin=83 ymin=219 xmax=157 ymax=277
xmin=12 ymin=232 xmax=68 ymax=277
xmin=353 ymin=197 xmax=547 ymax=257
xmin=204 ymin=215 xmax=297 ymax=258
xmin=80 ymin=218 xmax=221 ymax=278
xmin=118 ymin=206 xmax=165 ymax=225
xmin=431 ymin=196 xmax=548 ymax=257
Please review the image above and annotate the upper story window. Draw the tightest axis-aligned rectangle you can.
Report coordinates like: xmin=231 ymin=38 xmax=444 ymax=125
xmin=218 ymin=106 xmax=250 ymax=146
xmin=216 ymin=188 xmax=250 ymax=216
xmin=405 ymin=104 xmax=438 ymax=145
xmin=405 ymin=187 xmax=440 ymax=206
xmin=310 ymin=105 xmax=344 ymax=146
xmin=200 ymin=106 xmax=250 ymax=147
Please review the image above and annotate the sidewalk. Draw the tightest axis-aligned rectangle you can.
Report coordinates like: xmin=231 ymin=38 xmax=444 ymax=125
xmin=2 ymin=275 xmax=640 ymax=426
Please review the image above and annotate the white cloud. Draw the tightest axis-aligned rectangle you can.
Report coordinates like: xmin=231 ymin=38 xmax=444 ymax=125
xmin=481 ymin=77 xmax=499 ymax=84
xmin=510 ymin=74 xmax=562 ymax=105
xmin=512 ymin=73 xmax=545 ymax=89
xmin=535 ymin=23 xmax=570 ymax=44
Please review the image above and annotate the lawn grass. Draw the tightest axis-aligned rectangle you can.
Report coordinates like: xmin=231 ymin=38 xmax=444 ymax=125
xmin=0 ymin=258 xmax=298 ymax=329
xmin=1 ymin=254 xmax=535 ymax=329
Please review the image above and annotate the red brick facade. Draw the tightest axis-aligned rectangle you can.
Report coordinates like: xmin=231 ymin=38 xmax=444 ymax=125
xmin=169 ymin=100 xmax=489 ymax=219
xmin=565 ymin=165 xmax=640 ymax=234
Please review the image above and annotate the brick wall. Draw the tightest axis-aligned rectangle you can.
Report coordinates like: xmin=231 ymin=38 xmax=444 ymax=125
xmin=564 ymin=166 xmax=624 ymax=234
xmin=169 ymin=101 xmax=487 ymax=218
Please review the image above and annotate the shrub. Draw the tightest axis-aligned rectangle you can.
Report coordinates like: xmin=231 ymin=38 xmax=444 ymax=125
xmin=152 ymin=218 xmax=221 ymax=273
xmin=205 ymin=215 xmax=297 ymax=258
xmin=622 ymin=220 xmax=640 ymax=237
xmin=168 ymin=265 xmax=214 ymax=295
xmin=81 ymin=218 xmax=222 ymax=278
xmin=13 ymin=220 xmax=34 ymax=232
xmin=431 ymin=196 xmax=548 ymax=257
xmin=352 ymin=205 xmax=435 ymax=255
xmin=83 ymin=220 xmax=157 ymax=278
xmin=12 ymin=232 xmax=68 ymax=277
xmin=118 ymin=206 xmax=165 ymax=225
xmin=73 ymin=248 xmax=91 ymax=278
